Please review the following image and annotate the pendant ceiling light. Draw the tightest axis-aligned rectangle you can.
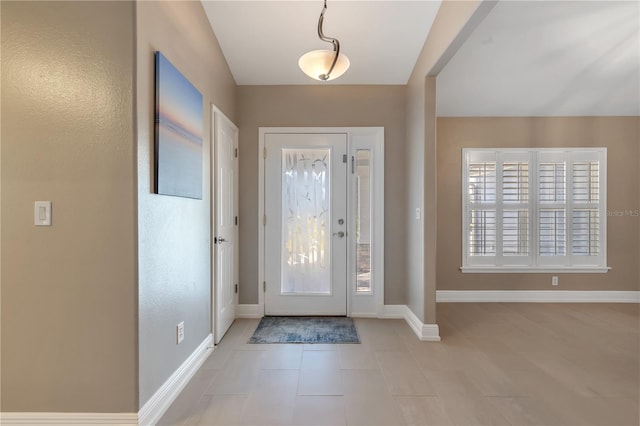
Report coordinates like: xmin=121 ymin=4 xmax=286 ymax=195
xmin=298 ymin=0 xmax=350 ymax=81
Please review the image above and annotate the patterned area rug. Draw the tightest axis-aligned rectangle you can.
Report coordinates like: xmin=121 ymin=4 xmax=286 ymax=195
xmin=248 ymin=316 xmax=360 ymax=344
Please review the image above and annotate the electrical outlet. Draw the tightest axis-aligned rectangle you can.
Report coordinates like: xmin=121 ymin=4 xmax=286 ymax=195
xmin=552 ymin=276 xmax=558 ymax=286
xmin=177 ymin=322 xmax=185 ymax=344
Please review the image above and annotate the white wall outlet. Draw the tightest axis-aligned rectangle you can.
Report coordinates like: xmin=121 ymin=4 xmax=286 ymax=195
xmin=34 ymin=201 xmax=52 ymax=226
xmin=552 ymin=276 xmax=558 ymax=286
xmin=176 ymin=321 xmax=185 ymax=344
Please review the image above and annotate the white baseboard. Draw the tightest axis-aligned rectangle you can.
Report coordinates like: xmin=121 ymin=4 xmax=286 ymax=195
xmin=380 ymin=305 xmax=407 ymax=319
xmin=138 ymin=334 xmax=213 ymax=426
xmin=350 ymin=312 xmax=380 ymax=318
xmin=437 ymin=290 xmax=640 ymax=303
xmin=401 ymin=307 xmax=441 ymax=342
xmin=0 ymin=412 xmax=138 ymax=425
xmin=381 ymin=305 xmax=441 ymax=341
xmin=236 ymin=304 xmax=263 ymax=318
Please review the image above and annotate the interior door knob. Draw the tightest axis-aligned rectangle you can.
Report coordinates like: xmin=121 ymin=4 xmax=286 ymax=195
xmin=217 ymin=237 xmax=226 ymax=243
xmin=333 ymin=231 xmax=345 ymax=238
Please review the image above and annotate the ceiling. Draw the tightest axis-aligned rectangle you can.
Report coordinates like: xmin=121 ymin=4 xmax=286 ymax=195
xmin=437 ymin=0 xmax=640 ymax=116
xmin=202 ymin=1 xmax=639 ymax=116
xmin=201 ymin=1 xmax=441 ymax=85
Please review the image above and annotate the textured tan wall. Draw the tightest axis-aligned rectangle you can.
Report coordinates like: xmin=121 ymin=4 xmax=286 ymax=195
xmin=136 ymin=0 xmax=236 ymax=406
xmin=437 ymin=117 xmax=640 ymax=291
xmin=236 ymin=85 xmax=406 ymax=305
xmin=1 ymin=1 xmax=137 ymax=412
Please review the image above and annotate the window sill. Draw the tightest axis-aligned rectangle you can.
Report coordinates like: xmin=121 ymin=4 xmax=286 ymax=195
xmin=460 ymin=266 xmax=611 ymax=274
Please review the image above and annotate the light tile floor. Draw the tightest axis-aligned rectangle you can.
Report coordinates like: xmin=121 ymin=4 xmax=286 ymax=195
xmin=158 ymin=303 xmax=639 ymax=425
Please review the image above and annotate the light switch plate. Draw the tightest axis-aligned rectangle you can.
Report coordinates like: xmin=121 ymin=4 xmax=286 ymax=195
xmin=34 ymin=201 xmax=52 ymax=226
xmin=177 ymin=321 xmax=185 ymax=344
xmin=415 ymin=208 xmax=421 ymax=220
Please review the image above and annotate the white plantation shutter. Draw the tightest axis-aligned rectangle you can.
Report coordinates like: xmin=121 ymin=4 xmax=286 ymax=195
xmin=573 ymin=209 xmax=599 ymax=255
xmin=539 ymin=209 xmax=566 ymax=256
xmin=468 ymin=162 xmax=496 ymax=204
xmin=537 ymin=152 xmax=568 ymax=265
xmin=466 ymin=152 xmax=497 ymax=265
xmin=569 ymin=152 xmax=605 ymax=266
xmin=501 ymin=158 xmax=530 ymax=262
xmin=469 ymin=210 xmax=496 ymax=256
xmin=572 ymin=160 xmax=600 ymax=257
xmin=462 ymin=148 xmax=607 ymax=272
xmin=464 ymin=151 xmax=532 ymax=267
xmin=503 ymin=209 xmax=529 ymax=256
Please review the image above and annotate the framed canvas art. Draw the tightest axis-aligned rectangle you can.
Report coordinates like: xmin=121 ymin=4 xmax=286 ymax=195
xmin=154 ymin=52 xmax=203 ymax=199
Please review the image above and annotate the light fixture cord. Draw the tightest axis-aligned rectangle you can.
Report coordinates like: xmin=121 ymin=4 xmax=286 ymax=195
xmin=317 ymin=0 xmax=340 ymax=80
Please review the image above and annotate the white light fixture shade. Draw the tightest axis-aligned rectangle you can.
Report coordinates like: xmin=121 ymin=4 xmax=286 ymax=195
xmin=298 ymin=50 xmax=350 ymax=81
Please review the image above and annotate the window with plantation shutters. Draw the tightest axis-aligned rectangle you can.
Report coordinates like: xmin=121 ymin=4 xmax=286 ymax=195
xmin=462 ymin=148 xmax=608 ymax=273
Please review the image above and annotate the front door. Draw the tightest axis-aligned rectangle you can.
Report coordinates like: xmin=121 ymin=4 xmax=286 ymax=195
xmin=264 ymin=133 xmax=347 ymax=315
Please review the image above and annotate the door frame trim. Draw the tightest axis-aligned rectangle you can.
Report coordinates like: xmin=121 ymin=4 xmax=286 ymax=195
xmin=258 ymin=127 xmax=384 ymax=317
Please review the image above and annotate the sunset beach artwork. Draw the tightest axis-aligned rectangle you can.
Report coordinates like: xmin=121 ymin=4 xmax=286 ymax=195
xmin=154 ymin=52 xmax=203 ymax=199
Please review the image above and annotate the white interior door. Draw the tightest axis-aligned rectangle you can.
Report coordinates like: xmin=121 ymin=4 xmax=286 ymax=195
xmin=214 ymin=111 xmax=238 ymax=343
xmin=264 ymin=133 xmax=348 ymax=315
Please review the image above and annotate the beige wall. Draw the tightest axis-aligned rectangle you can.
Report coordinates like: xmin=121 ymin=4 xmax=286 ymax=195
xmin=236 ymin=85 xmax=406 ymax=305
xmin=1 ymin=1 xmax=137 ymax=412
xmin=405 ymin=75 xmax=426 ymax=322
xmin=437 ymin=117 xmax=640 ymax=291
xmin=136 ymin=1 xmax=236 ymax=406
xmin=405 ymin=0 xmax=491 ymax=323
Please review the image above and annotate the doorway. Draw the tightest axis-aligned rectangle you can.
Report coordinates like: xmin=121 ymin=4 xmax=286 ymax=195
xmin=212 ymin=107 xmax=239 ymax=343
xmin=259 ymin=127 xmax=385 ymax=317
xmin=264 ymin=133 xmax=348 ymax=315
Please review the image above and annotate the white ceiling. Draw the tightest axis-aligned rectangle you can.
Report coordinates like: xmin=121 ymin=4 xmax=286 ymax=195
xmin=202 ymin=1 xmax=639 ymax=116
xmin=201 ymin=0 xmax=442 ymax=85
xmin=437 ymin=1 xmax=640 ymax=116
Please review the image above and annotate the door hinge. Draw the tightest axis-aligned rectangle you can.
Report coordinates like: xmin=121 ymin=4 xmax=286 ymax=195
xmin=263 ymin=147 xmax=267 ymax=159
xmin=343 ymin=154 xmax=347 ymax=163
xmin=263 ymin=214 xmax=267 ymax=226
xmin=235 ymin=283 xmax=238 ymax=294
xmin=235 ymin=215 xmax=238 ymax=226
xmin=263 ymin=281 xmax=266 ymax=292
xmin=234 ymin=148 xmax=238 ymax=158
xmin=351 ymin=156 xmax=355 ymax=174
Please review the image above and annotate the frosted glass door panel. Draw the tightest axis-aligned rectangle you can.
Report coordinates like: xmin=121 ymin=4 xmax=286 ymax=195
xmin=356 ymin=149 xmax=371 ymax=293
xmin=282 ymin=149 xmax=331 ymax=294
xmin=264 ymin=133 xmax=347 ymax=315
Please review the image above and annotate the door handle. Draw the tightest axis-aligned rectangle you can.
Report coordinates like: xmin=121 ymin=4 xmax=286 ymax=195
xmin=215 ymin=237 xmax=227 ymax=244
xmin=333 ymin=231 xmax=345 ymax=238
